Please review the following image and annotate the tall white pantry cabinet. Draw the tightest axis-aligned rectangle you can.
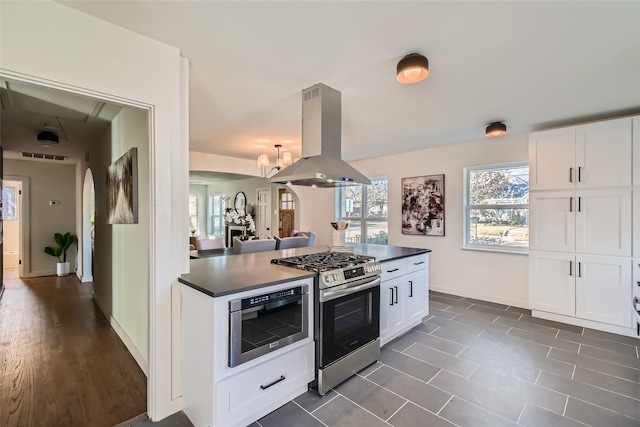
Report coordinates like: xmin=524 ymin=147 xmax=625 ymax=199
xmin=529 ymin=115 xmax=639 ymax=336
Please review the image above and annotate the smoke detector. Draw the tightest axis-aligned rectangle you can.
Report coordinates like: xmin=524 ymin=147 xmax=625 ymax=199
xmin=37 ymin=131 xmax=59 ymax=144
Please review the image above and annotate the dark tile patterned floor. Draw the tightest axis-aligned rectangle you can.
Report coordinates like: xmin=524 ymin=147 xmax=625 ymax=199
xmin=251 ymin=291 xmax=640 ymax=427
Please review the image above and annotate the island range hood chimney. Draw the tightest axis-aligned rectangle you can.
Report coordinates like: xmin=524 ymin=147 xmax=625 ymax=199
xmin=269 ymin=83 xmax=371 ymax=188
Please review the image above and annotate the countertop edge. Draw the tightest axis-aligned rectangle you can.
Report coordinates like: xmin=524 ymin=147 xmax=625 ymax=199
xmin=178 ymin=272 xmax=315 ymax=298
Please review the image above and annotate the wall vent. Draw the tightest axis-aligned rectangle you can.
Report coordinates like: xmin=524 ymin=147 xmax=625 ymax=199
xmin=19 ymin=151 xmax=67 ymax=161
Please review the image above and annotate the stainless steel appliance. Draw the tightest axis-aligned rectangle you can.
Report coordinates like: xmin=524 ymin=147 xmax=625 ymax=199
xmin=228 ymin=284 xmax=309 ymax=367
xmin=272 ymin=252 xmax=382 ymax=395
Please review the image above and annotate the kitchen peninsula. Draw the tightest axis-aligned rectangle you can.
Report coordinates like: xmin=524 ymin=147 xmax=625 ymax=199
xmin=179 ymin=243 xmax=430 ymax=427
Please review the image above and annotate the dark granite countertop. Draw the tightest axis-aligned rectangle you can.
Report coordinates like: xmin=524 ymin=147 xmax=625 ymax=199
xmin=178 ymin=243 xmax=431 ymax=298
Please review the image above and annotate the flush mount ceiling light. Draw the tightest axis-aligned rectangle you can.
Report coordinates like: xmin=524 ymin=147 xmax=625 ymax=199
xmin=257 ymin=144 xmax=294 ymax=178
xmin=396 ymin=53 xmax=429 ymax=84
xmin=485 ymin=122 xmax=508 ymax=138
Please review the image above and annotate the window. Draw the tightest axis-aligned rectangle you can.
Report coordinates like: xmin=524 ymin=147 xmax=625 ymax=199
xmin=464 ymin=162 xmax=529 ymax=252
xmin=208 ymin=194 xmax=225 ymax=237
xmin=280 ymin=191 xmax=294 ymax=210
xmin=2 ymin=187 xmax=17 ymax=221
xmin=336 ymin=178 xmax=388 ymax=244
xmin=188 ymin=194 xmax=198 ymax=235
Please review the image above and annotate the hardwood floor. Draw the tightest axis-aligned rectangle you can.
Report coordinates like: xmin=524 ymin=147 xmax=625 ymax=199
xmin=0 ymin=275 xmax=146 ymax=427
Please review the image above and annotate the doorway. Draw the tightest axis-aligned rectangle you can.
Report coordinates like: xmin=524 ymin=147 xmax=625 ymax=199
xmin=256 ymin=187 xmax=272 ymax=238
xmin=82 ymin=168 xmax=95 ymax=282
xmin=2 ymin=180 xmax=21 ymax=279
xmin=278 ymin=188 xmax=295 ymax=237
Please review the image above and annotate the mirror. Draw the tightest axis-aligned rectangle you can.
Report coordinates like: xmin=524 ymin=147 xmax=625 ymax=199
xmin=234 ymin=191 xmax=246 ymax=215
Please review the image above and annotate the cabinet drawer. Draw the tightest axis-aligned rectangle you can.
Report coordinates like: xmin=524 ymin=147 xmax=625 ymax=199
xmin=406 ymin=254 xmax=428 ymax=274
xmin=215 ymin=342 xmax=314 ymax=427
xmin=381 ymin=258 xmax=406 ymax=280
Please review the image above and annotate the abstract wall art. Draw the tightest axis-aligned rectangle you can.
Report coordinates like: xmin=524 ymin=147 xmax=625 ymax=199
xmin=402 ymin=174 xmax=445 ymax=236
xmin=107 ymin=147 xmax=138 ymax=224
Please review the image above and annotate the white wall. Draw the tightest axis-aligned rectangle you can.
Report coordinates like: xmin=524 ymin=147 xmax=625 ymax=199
xmin=1 ymin=2 xmax=186 ymax=419
xmin=351 ymin=132 xmax=530 ymax=308
xmin=92 ymin=107 xmax=150 ymax=374
xmin=4 ymin=160 xmax=77 ymax=277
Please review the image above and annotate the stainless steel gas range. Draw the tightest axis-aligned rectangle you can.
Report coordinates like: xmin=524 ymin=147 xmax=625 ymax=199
xmin=272 ymin=252 xmax=382 ymax=395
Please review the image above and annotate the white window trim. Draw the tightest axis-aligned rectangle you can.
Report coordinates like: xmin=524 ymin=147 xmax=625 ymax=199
xmin=335 ymin=177 xmax=388 ymax=244
xmin=462 ymin=161 xmax=529 ymax=254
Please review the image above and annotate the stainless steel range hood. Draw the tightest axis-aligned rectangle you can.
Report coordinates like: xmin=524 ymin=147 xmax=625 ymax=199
xmin=269 ymin=83 xmax=371 ymax=188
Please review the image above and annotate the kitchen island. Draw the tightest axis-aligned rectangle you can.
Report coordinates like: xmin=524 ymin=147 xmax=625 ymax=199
xmin=179 ymin=243 xmax=430 ymax=427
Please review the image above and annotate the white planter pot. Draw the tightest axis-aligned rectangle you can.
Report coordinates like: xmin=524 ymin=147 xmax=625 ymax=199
xmin=57 ymin=262 xmax=70 ymax=276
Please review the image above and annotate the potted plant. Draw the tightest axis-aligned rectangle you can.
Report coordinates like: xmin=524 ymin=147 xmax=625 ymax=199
xmin=44 ymin=232 xmax=77 ymax=276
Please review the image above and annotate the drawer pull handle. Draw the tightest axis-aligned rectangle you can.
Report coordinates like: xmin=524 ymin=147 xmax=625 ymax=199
xmin=390 ymin=288 xmax=394 ymax=305
xmin=578 ymin=166 xmax=582 ymax=182
xmin=569 ymin=197 xmax=573 ymax=212
xmin=569 ymin=167 xmax=573 ymax=183
xmin=409 ymin=280 xmax=413 ymax=297
xmin=387 ymin=268 xmax=400 ymax=273
xmin=413 ymin=261 xmax=425 ymax=265
xmin=394 ymin=286 xmax=399 ymax=304
xmin=260 ymin=375 xmax=286 ymax=390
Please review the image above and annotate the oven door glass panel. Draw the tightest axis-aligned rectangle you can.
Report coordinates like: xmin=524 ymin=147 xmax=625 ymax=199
xmin=241 ymin=297 xmax=303 ymax=352
xmin=320 ymin=286 xmax=380 ymax=368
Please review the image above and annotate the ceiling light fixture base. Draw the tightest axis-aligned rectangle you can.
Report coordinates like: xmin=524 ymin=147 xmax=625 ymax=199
xmin=485 ymin=122 xmax=507 ymax=138
xmin=396 ymin=53 xmax=429 ymax=84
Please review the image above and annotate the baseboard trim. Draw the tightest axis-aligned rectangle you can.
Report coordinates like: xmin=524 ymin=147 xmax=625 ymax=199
xmin=92 ymin=292 xmax=149 ymax=376
xmin=430 ymin=284 xmax=528 ymax=310
xmin=532 ymin=310 xmax=637 ymax=338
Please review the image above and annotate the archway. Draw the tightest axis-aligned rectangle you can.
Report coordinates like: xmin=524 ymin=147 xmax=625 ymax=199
xmin=81 ymin=168 xmax=95 ymax=282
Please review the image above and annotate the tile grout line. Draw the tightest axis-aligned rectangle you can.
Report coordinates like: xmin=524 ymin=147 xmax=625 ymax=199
xmin=331 ymin=389 xmax=395 ymax=426
xmin=546 ymin=347 xmax=552 ymax=358
xmin=571 ymin=364 xmax=576 ymax=380
xmin=435 ymin=395 xmax=454 ymax=416
xmin=292 ymin=399 xmax=330 ymax=427
xmin=562 ymin=395 xmax=569 ymax=416
xmin=305 ymin=392 xmax=339 ymax=415
xmin=385 ymin=400 xmax=408 ymax=423
xmin=516 ymin=402 xmax=528 ymax=425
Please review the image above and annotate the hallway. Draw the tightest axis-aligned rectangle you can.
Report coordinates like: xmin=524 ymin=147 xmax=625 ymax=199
xmin=0 ymin=275 xmax=146 ymax=426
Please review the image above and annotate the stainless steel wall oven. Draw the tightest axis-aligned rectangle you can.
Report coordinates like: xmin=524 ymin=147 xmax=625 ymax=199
xmin=228 ymin=284 xmax=309 ymax=367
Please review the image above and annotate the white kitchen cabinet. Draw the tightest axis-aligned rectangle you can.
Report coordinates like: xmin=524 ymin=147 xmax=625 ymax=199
xmin=529 ymin=117 xmax=633 ymax=191
xmin=575 ymin=189 xmax=632 ymax=257
xmin=215 ymin=342 xmax=314 ymax=427
xmin=575 ymin=256 xmax=632 ymax=327
xmin=405 ymin=270 xmax=428 ymax=323
xmin=530 ymin=251 xmax=632 ymax=328
xmin=529 ymin=189 xmax=631 ymax=256
xmin=529 ymin=251 xmax=576 ymax=316
xmin=634 ymin=189 xmax=640 ymax=258
xmin=380 ymin=254 xmax=429 ymax=346
xmin=529 ymin=191 xmax=575 ymax=252
xmin=634 ymin=116 xmax=640 ymax=186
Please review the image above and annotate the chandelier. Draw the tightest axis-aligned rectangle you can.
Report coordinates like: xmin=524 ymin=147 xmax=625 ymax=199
xmin=257 ymin=144 xmax=293 ymax=178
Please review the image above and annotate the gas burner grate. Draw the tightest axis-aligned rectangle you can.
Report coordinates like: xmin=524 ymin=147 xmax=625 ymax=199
xmin=271 ymin=252 xmax=375 ymax=273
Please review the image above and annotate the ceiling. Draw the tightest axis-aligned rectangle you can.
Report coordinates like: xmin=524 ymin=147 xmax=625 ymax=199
xmin=4 ymin=2 xmax=640 ymax=167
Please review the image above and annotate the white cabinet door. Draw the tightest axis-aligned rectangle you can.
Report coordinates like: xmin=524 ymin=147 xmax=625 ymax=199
xmin=405 ymin=271 xmax=428 ymax=324
xmin=380 ymin=279 xmax=405 ymax=345
xmin=576 ymin=117 xmax=633 ymax=188
xmin=575 ymin=189 xmax=632 ymax=257
xmin=575 ymin=256 xmax=632 ymax=327
xmin=529 ymin=191 xmax=576 ymax=252
xmin=529 ymin=251 xmax=576 ymax=316
xmin=529 ymin=127 xmax=576 ymax=190
xmin=633 ymin=116 xmax=640 ymax=186
xmin=634 ymin=189 xmax=640 ymax=258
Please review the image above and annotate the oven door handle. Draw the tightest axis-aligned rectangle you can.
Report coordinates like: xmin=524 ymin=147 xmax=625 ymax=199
xmin=320 ymin=277 xmax=381 ymax=302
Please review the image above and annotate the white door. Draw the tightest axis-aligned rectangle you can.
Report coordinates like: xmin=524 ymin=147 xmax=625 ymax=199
xmin=2 ymin=181 xmax=21 ymax=272
xmin=575 ymin=189 xmax=632 ymax=257
xmin=256 ymin=188 xmax=272 ymax=238
xmin=529 ymin=127 xmax=576 ymax=190
xmin=405 ymin=271 xmax=427 ymax=324
xmin=575 ymin=255 xmax=631 ymax=327
xmin=529 ymin=251 xmax=576 ymax=316
xmin=529 ymin=191 xmax=576 ymax=252
xmin=576 ymin=117 xmax=633 ymax=188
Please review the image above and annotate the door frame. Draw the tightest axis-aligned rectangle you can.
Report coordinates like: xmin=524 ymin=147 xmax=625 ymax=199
xmin=4 ymin=176 xmax=29 ymax=278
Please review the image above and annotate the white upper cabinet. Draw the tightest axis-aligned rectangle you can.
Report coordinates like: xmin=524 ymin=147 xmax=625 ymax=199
xmin=575 ymin=117 xmax=633 ymax=188
xmin=530 ymin=117 xmax=633 ymax=191
xmin=530 ymin=127 xmax=576 ymax=190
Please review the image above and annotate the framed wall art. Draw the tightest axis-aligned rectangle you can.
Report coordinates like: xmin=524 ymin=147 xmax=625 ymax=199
xmin=402 ymin=174 xmax=445 ymax=236
xmin=107 ymin=147 xmax=138 ymax=224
